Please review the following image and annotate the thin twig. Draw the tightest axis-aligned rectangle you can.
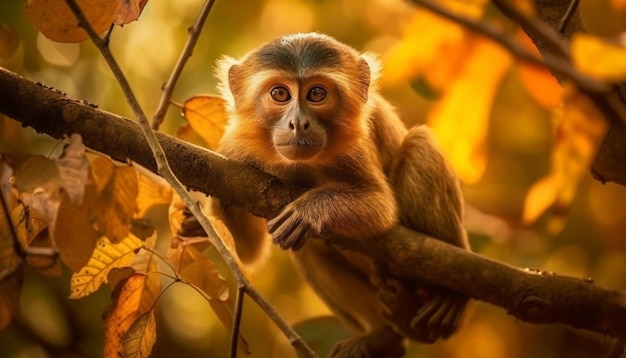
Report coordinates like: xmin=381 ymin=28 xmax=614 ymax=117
xmin=230 ymin=285 xmax=245 ymax=358
xmin=558 ymin=0 xmax=580 ymax=33
xmin=151 ymin=0 xmax=217 ymax=130
xmin=62 ymin=1 xmax=317 ymax=356
xmin=406 ymin=0 xmax=609 ymax=94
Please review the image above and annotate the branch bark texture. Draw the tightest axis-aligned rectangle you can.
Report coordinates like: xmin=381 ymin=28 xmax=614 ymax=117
xmin=1 ymin=66 xmax=625 ymax=339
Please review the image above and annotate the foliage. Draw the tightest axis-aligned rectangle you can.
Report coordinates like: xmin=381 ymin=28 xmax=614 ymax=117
xmin=1 ymin=0 xmax=626 ymax=357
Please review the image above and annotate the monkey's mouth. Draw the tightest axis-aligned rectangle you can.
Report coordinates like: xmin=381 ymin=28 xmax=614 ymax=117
xmin=276 ymin=140 xmax=323 ymax=161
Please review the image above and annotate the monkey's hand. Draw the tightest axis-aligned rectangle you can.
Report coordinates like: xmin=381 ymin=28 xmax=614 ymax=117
xmin=267 ymin=200 xmax=321 ymax=251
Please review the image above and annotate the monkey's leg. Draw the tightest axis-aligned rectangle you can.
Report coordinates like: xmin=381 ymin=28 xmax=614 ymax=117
xmin=291 ymin=240 xmax=406 ymax=358
xmin=387 ymin=125 xmax=470 ymax=342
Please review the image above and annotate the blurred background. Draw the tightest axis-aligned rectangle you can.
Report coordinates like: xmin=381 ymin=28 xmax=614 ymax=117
xmin=2 ymin=0 xmax=626 ymax=357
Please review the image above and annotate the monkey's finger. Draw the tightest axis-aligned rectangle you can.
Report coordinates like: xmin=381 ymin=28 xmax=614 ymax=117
xmin=267 ymin=208 xmax=295 ymax=234
xmin=288 ymin=225 xmax=310 ymax=251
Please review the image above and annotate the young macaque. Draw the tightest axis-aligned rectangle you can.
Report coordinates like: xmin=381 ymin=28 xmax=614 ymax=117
xmin=212 ymin=32 xmax=470 ymax=357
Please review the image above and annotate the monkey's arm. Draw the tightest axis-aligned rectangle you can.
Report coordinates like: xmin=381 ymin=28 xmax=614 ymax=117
xmin=268 ymin=176 xmax=397 ymax=251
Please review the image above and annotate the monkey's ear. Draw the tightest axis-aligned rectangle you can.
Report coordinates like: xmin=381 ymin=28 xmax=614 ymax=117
xmin=215 ymin=56 xmax=240 ymax=108
xmin=357 ymin=53 xmax=381 ymax=103
xmin=227 ymin=64 xmax=244 ymax=97
xmin=356 ymin=58 xmax=371 ymax=103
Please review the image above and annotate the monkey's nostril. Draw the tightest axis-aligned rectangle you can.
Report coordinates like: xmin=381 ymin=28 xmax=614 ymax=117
xmin=303 ymin=121 xmax=310 ymax=130
xmin=289 ymin=121 xmax=295 ymax=130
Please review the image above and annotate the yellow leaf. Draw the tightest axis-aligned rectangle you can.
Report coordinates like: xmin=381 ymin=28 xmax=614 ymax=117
xmin=135 ymin=166 xmax=172 ymax=219
xmin=24 ymin=0 xmax=118 ymax=43
xmin=91 ymin=157 xmax=139 ymax=242
xmin=123 ymin=310 xmax=156 ymax=358
xmin=382 ymin=0 xmax=487 ymax=87
xmin=0 ymin=23 xmax=20 ymax=59
xmin=180 ymin=95 xmax=228 ymax=150
xmin=571 ymin=33 xmax=626 ymax=82
xmin=517 ymin=30 xmax=563 ymax=109
xmin=104 ymin=274 xmax=157 ymax=358
xmin=522 ymin=85 xmax=608 ymax=226
xmin=57 ymin=134 xmax=89 ymax=205
xmin=69 ymin=234 xmax=142 ymax=299
xmin=428 ymin=37 xmax=513 ymax=184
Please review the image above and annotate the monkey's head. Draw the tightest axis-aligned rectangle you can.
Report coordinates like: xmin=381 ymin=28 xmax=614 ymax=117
xmin=217 ymin=33 xmax=379 ymax=166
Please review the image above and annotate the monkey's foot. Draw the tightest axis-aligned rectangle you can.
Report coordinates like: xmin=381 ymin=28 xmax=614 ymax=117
xmin=410 ymin=289 xmax=468 ymax=342
xmin=372 ymin=274 xmax=467 ymax=342
xmin=329 ymin=329 xmax=405 ymax=358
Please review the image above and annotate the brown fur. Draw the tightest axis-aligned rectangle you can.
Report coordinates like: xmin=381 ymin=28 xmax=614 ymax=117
xmin=212 ymin=32 xmax=470 ymax=357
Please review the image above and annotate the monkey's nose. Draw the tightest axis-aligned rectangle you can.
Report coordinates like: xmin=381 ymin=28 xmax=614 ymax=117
xmin=289 ymin=118 xmax=310 ymax=132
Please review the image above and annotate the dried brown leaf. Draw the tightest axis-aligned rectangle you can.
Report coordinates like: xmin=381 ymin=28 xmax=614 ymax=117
xmin=57 ymin=133 xmax=89 ymax=205
xmin=0 ymin=23 xmax=20 ymax=59
xmin=104 ymin=274 xmax=157 ymax=358
xmin=114 ymin=0 xmax=148 ymax=25
xmin=24 ymin=0 xmax=118 ymax=43
xmin=122 ymin=310 xmax=156 ymax=358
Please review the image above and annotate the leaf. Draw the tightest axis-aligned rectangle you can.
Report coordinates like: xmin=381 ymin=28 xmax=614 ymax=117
xmin=9 ymin=203 xmax=59 ymax=276
xmin=54 ymin=197 xmax=98 ymax=272
xmin=167 ymin=243 xmax=228 ymax=301
xmin=57 ymin=133 xmax=89 ymax=205
xmin=104 ymin=274 xmax=157 ymax=358
xmin=571 ymin=33 xmax=626 ymax=82
xmin=24 ymin=0 xmax=118 ymax=43
xmin=523 ymin=85 xmax=608 ymax=228
xmin=123 ymin=310 xmax=156 ymax=358
xmin=1 ymin=171 xmax=21 ymax=278
xmin=135 ymin=166 xmax=172 ymax=219
xmin=0 ymin=266 xmax=23 ymax=329
xmin=180 ymin=95 xmax=228 ymax=150
xmin=517 ymin=30 xmax=563 ymax=109
xmin=114 ymin=0 xmax=148 ymax=25
xmin=69 ymin=234 xmax=142 ymax=299
xmin=91 ymin=156 xmax=139 ymax=243
xmin=167 ymin=241 xmax=250 ymax=354
xmin=382 ymin=0 xmax=487 ymax=88
xmin=428 ymin=37 xmax=513 ymax=184
xmin=12 ymin=155 xmax=60 ymax=196
xmin=0 ymin=23 xmax=20 ymax=59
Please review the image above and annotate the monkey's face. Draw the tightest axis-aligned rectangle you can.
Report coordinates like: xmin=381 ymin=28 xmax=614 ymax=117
xmin=261 ymin=75 xmax=344 ymax=162
xmin=221 ymin=33 xmax=373 ymax=166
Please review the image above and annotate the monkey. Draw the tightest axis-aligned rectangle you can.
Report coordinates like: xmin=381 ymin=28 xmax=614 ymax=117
xmin=211 ymin=32 xmax=471 ymax=357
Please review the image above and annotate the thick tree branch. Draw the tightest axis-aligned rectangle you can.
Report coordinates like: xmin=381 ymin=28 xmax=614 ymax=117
xmin=1 ymin=66 xmax=625 ymax=339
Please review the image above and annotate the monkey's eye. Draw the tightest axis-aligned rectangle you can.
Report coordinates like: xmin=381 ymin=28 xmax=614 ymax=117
xmin=307 ymin=87 xmax=327 ymax=103
xmin=270 ymin=86 xmax=291 ymax=102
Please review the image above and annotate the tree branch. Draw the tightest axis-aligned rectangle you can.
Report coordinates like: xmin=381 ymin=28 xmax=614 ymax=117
xmin=1 ymin=66 xmax=625 ymax=339
xmin=488 ymin=0 xmax=626 ymax=187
